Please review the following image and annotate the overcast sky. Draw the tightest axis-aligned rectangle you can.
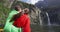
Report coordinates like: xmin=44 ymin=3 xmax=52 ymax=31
xmin=18 ymin=0 xmax=44 ymax=5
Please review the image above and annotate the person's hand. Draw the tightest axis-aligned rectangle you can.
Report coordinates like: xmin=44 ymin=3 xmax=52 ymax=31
xmin=18 ymin=9 xmax=22 ymax=13
xmin=24 ymin=8 xmax=29 ymax=14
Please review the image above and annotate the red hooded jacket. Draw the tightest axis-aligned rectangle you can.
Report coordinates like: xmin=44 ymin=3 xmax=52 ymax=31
xmin=13 ymin=14 xmax=31 ymax=32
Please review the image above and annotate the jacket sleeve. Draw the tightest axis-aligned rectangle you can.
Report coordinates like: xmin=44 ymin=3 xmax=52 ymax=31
xmin=23 ymin=18 xmax=31 ymax=32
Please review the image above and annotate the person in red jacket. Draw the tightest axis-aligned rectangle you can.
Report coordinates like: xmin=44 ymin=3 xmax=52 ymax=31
xmin=13 ymin=8 xmax=31 ymax=32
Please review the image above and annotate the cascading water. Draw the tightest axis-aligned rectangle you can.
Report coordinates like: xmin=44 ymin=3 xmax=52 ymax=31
xmin=46 ymin=12 xmax=54 ymax=32
xmin=46 ymin=12 xmax=51 ymax=26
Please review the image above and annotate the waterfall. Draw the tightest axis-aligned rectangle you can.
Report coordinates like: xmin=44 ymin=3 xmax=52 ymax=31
xmin=46 ymin=12 xmax=51 ymax=26
xmin=38 ymin=11 xmax=43 ymax=25
xmin=46 ymin=12 xmax=54 ymax=32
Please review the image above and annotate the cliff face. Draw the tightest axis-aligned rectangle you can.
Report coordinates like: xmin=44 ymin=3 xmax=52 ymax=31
xmin=29 ymin=6 xmax=42 ymax=32
xmin=35 ymin=0 xmax=60 ymax=25
xmin=29 ymin=7 xmax=41 ymax=24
